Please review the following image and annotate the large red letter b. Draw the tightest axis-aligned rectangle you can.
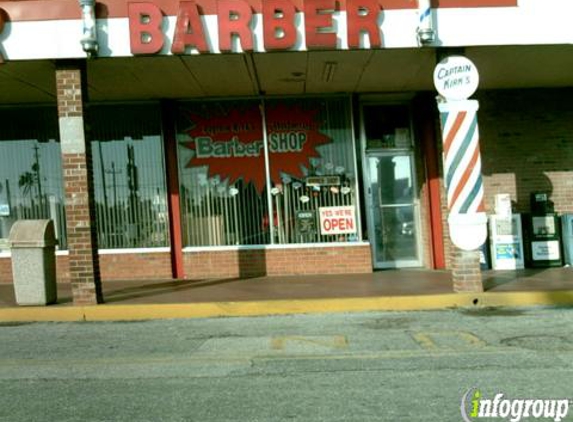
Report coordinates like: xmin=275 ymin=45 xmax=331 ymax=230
xmin=128 ymin=2 xmax=165 ymax=55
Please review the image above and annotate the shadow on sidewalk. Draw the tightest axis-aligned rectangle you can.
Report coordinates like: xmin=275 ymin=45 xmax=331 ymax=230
xmin=102 ymin=278 xmax=250 ymax=304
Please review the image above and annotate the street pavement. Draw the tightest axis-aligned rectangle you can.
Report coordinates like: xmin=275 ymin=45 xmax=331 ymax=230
xmin=1 ymin=306 xmax=572 ymax=421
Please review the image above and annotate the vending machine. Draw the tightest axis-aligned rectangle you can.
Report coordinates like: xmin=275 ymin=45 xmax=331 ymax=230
xmin=489 ymin=214 xmax=525 ymax=270
xmin=526 ymin=192 xmax=562 ymax=268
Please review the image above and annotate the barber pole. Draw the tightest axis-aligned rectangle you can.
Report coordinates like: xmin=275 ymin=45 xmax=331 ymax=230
xmin=419 ymin=0 xmax=431 ymax=25
xmin=434 ymin=56 xmax=487 ymax=251
xmin=438 ymin=100 xmax=485 ymax=215
xmin=417 ymin=0 xmax=435 ymax=44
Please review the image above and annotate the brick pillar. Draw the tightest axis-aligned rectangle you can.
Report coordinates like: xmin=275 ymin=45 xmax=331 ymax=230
xmin=56 ymin=61 xmax=103 ymax=305
xmin=451 ymin=247 xmax=483 ymax=293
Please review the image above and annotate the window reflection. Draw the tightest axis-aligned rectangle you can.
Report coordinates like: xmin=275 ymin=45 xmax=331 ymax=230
xmin=376 ymin=206 xmax=418 ymax=262
xmin=89 ymin=105 xmax=169 ymax=249
xmin=378 ymin=156 xmax=414 ymax=205
xmin=367 ymin=153 xmax=419 ymax=265
xmin=0 ymin=107 xmax=66 ymax=250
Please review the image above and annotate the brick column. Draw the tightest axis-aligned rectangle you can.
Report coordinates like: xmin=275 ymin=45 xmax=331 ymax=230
xmin=56 ymin=61 xmax=103 ymax=305
xmin=451 ymin=247 xmax=483 ymax=293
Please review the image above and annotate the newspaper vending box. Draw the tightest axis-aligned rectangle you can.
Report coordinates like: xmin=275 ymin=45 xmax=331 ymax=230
xmin=526 ymin=192 xmax=562 ymax=268
xmin=489 ymin=214 xmax=525 ymax=270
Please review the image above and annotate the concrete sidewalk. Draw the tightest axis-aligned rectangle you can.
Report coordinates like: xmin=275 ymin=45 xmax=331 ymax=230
xmin=1 ymin=268 xmax=573 ymax=321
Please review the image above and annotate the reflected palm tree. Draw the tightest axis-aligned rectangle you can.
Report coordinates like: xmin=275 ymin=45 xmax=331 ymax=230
xmin=18 ymin=170 xmax=37 ymax=199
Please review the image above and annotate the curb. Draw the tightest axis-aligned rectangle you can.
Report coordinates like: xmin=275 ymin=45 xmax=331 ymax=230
xmin=1 ymin=290 xmax=573 ymax=322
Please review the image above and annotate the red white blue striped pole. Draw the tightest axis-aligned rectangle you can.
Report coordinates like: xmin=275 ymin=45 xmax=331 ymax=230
xmin=417 ymin=0 xmax=435 ymax=45
xmin=438 ymin=99 xmax=487 ymax=251
xmin=439 ymin=100 xmax=485 ymax=215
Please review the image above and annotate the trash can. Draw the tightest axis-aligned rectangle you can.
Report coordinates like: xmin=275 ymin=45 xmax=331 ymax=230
xmin=9 ymin=219 xmax=57 ymax=305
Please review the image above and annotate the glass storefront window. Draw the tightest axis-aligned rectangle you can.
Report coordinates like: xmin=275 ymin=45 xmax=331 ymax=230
xmin=0 ymin=107 xmax=67 ymax=251
xmin=177 ymin=101 xmax=269 ymax=247
xmin=266 ymin=97 xmax=358 ymax=244
xmin=1 ymin=99 xmax=360 ymax=253
xmin=176 ymin=97 xmax=359 ymax=247
xmin=89 ymin=104 xmax=169 ymax=249
xmin=363 ymin=105 xmax=411 ymax=150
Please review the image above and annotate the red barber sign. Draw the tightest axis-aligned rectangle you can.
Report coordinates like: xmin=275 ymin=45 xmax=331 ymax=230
xmin=128 ymin=0 xmax=384 ymax=54
xmin=128 ymin=0 xmax=517 ymax=55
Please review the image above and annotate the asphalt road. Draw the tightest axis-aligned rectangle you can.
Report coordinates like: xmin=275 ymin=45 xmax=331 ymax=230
xmin=1 ymin=307 xmax=573 ymax=421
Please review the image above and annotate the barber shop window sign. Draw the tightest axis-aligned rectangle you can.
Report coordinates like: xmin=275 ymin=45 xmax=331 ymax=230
xmin=319 ymin=206 xmax=357 ymax=236
xmin=180 ymin=103 xmax=332 ymax=192
xmin=295 ymin=210 xmax=317 ymax=236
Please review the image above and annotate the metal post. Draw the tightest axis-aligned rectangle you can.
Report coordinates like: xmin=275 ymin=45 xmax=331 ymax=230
xmin=260 ymin=99 xmax=275 ymax=244
xmin=348 ymin=96 xmax=363 ymax=241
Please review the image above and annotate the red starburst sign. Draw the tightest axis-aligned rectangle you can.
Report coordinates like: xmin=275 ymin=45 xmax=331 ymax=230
xmin=181 ymin=103 xmax=332 ymax=192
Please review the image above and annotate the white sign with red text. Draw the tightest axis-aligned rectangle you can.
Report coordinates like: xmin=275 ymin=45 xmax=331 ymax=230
xmin=319 ymin=206 xmax=357 ymax=236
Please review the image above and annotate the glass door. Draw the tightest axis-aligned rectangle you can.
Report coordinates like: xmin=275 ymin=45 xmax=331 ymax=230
xmin=361 ymin=103 xmax=422 ymax=268
xmin=366 ymin=153 xmax=421 ymax=268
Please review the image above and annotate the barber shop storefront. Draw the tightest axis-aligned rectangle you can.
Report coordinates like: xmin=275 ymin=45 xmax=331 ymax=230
xmin=1 ymin=0 xmax=572 ymax=303
xmin=0 ymin=96 xmax=424 ymax=279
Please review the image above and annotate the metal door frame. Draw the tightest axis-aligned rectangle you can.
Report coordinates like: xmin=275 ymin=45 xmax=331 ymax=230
xmin=359 ymin=101 xmax=423 ymax=269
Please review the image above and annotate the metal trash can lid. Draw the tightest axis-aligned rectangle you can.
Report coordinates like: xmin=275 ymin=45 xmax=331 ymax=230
xmin=8 ymin=219 xmax=57 ymax=248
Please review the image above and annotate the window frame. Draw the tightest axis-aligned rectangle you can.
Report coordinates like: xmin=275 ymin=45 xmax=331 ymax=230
xmin=176 ymin=94 xmax=363 ymax=250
